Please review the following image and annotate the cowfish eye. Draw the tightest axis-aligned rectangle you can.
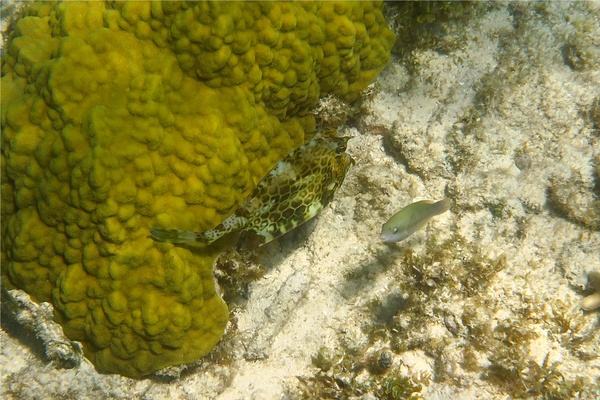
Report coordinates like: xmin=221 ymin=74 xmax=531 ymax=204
xmin=335 ymin=145 xmax=347 ymax=155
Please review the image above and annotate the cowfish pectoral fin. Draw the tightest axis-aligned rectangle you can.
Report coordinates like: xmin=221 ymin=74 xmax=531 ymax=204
xmin=150 ymin=228 xmax=208 ymax=244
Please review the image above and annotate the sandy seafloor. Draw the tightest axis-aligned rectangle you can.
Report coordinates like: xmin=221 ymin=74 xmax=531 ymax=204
xmin=1 ymin=1 xmax=600 ymax=399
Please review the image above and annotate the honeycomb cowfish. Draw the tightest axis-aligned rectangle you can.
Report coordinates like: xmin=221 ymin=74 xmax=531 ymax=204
xmin=380 ymin=198 xmax=451 ymax=243
xmin=151 ymin=133 xmax=353 ymax=246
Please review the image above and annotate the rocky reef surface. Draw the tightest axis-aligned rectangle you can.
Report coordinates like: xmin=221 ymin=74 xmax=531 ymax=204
xmin=2 ymin=1 xmax=599 ymax=399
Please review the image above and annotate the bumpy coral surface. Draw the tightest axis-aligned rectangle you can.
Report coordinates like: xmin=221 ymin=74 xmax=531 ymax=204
xmin=0 ymin=1 xmax=394 ymax=377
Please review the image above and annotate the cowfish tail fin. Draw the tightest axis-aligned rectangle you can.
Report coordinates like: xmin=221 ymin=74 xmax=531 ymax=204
xmin=150 ymin=228 xmax=211 ymax=244
xmin=150 ymin=215 xmax=246 ymax=245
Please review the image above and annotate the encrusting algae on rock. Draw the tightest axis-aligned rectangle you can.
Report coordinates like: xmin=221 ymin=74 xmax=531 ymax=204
xmin=0 ymin=1 xmax=395 ymax=377
xmin=151 ymin=133 xmax=353 ymax=246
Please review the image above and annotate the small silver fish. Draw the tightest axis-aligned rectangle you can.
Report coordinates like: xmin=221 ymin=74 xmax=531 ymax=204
xmin=380 ymin=198 xmax=451 ymax=243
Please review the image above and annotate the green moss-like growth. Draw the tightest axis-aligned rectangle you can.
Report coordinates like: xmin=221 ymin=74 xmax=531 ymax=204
xmin=462 ymin=294 xmax=598 ymax=397
xmin=377 ymin=375 xmax=425 ymax=400
xmin=339 ymin=222 xmax=598 ymax=397
xmin=294 ymin=345 xmax=427 ymax=399
xmin=486 ymin=353 xmax=589 ymax=398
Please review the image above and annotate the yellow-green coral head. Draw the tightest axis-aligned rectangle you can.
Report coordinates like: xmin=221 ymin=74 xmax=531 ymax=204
xmin=1 ymin=0 xmax=394 ymax=378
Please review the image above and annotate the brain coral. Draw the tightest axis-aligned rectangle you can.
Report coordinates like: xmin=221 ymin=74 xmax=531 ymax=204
xmin=1 ymin=1 xmax=395 ymax=377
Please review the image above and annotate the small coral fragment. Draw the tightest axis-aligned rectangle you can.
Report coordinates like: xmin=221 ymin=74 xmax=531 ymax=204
xmin=581 ymin=270 xmax=600 ymax=311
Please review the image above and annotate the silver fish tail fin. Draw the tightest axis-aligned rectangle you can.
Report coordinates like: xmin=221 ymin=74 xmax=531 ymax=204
xmin=434 ymin=198 xmax=452 ymax=215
